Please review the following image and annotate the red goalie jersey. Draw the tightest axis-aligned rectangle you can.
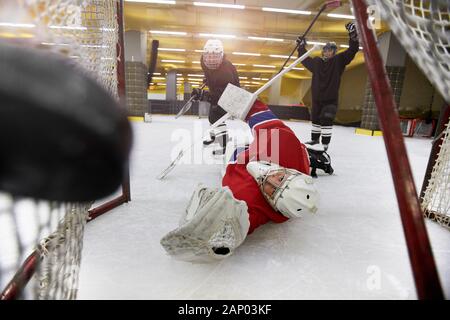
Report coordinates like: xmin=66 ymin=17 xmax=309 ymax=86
xmin=222 ymin=100 xmax=310 ymax=234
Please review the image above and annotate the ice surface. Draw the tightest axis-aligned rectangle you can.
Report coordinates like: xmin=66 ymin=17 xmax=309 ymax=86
xmin=77 ymin=116 xmax=450 ymax=299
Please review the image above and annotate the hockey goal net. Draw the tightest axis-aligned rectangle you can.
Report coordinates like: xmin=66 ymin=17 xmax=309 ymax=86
xmin=364 ymin=0 xmax=449 ymax=229
xmin=0 ymin=0 xmax=124 ymax=300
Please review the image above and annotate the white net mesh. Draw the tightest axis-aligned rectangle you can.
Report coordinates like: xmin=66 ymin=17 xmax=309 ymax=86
xmin=0 ymin=0 xmax=119 ymax=299
xmin=364 ymin=1 xmax=450 ymax=228
xmin=421 ymin=121 xmax=450 ymax=229
xmin=366 ymin=0 xmax=450 ymax=104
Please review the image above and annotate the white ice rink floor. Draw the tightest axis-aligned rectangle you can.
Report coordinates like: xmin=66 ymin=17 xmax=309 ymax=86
xmin=77 ymin=115 xmax=450 ymax=300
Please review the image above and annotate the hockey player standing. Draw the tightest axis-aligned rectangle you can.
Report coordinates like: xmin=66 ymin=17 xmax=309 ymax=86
xmin=161 ymin=99 xmax=319 ymax=262
xmin=297 ymin=22 xmax=359 ymax=151
xmin=192 ymin=39 xmax=240 ymax=155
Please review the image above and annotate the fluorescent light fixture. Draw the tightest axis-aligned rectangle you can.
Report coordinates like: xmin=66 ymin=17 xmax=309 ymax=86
xmin=252 ymin=77 xmax=261 ymax=80
xmin=192 ymin=61 xmax=201 ymax=64
xmin=340 ymin=44 xmax=363 ymax=49
xmin=0 ymin=22 xmax=35 ymax=28
xmin=152 ymin=76 xmax=166 ymax=80
xmin=150 ymin=30 xmax=187 ymax=35
xmin=262 ymin=7 xmax=311 ymax=15
xmin=41 ymin=42 xmax=70 ymax=46
xmin=188 ymin=78 xmax=203 ymax=81
xmin=153 ymin=72 xmax=161 ymax=75
xmin=284 ymin=66 xmax=304 ymax=71
xmin=239 ymin=76 xmax=248 ymax=79
xmin=327 ymin=13 xmax=355 ymax=19
xmin=199 ymin=33 xmax=235 ymax=39
xmin=176 ymin=73 xmax=182 ymax=76
xmin=193 ymin=2 xmax=245 ymax=9
xmin=161 ymin=59 xmax=185 ymax=63
xmin=49 ymin=25 xmax=87 ymax=30
xmin=125 ymin=0 xmax=176 ymax=3
xmin=253 ymin=64 xmax=276 ymax=68
xmin=261 ymin=78 xmax=269 ymax=81
xmin=233 ymin=52 xmax=261 ymax=56
xmin=194 ymin=49 xmax=204 ymax=52
xmin=248 ymin=36 xmax=284 ymax=42
xmin=187 ymin=74 xmax=204 ymax=77
xmin=234 ymin=63 xmax=246 ymax=66
xmin=158 ymin=47 xmax=186 ymax=51
xmin=269 ymin=54 xmax=296 ymax=59
xmin=307 ymin=41 xmax=326 ymax=46
xmin=251 ymin=81 xmax=261 ymax=85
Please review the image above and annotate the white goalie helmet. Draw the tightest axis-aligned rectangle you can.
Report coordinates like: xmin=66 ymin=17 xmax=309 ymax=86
xmin=202 ymin=39 xmax=224 ymax=69
xmin=247 ymin=161 xmax=319 ymax=218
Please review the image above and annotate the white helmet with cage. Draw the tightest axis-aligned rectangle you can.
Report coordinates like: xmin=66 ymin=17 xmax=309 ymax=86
xmin=202 ymin=39 xmax=224 ymax=69
xmin=247 ymin=161 xmax=319 ymax=218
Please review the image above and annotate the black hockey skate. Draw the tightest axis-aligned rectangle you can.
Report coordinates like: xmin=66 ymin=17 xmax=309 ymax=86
xmin=306 ymin=145 xmax=334 ymax=178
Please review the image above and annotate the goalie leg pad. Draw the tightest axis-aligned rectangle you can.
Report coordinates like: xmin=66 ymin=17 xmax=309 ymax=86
xmin=160 ymin=186 xmax=250 ymax=263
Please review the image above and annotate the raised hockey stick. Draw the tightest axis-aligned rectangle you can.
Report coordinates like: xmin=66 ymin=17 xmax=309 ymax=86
xmin=157 ymin=46 xmax=319 ymax=180
xmin=175 ymin=83 xmax=206 ymax=119
xmin=278 ymin=0 xmax=341 ymax=74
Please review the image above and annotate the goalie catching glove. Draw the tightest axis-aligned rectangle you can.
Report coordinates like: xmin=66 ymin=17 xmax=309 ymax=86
xmin=160 ymin=185 xmax=250 ymax=263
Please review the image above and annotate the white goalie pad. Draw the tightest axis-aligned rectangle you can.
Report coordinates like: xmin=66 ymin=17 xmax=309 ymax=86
xmin=160 ymin=185 xmax=250 ymax=263
xmin=217 ymin=84 xmax=257 ymax=120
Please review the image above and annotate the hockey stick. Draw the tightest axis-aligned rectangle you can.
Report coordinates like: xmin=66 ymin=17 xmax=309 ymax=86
xmin=277 ymin=0 xmax=341 ymax=74
xmin=175 ymin=83 xmax=206 ymax=119
xmin=157 ymin=46 xmax=319 ymax=180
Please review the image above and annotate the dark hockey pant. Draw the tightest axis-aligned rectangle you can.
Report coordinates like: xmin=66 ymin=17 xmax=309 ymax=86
xmin=310 ymin=100 xmax=338 ymax=146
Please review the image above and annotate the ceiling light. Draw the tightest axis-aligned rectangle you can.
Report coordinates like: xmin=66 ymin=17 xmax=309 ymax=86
xmin=284 ymin=66 xmax=304 ymax=71
xmin=152 ymin=76 xmax=166 ymax=80
xmin=233 ymin=52 xmax=261 ymax=56
xmin=248 ymin=36 xmax=284 ymax=42
xmin=153 ymin=72 xmax=161 ymax=75
xmin=161 ymin=59 xmax=185 ymax=63
xmin=158 ymin=47 xmax=186 ymax=51
xmin=194 ymin=49 xmax=204 ymax=52
xmin=269 ymin=54 xmax=296 ymax=59
xmin=340 ymin=44 xmax=363 ymax=49
xmin=234 ymin=63 xmax=246 ymax=66
xmin=49 ymin=25 xmax=87 ymax=30
xmin=199 ymin=33 xmax=235 ymax=39
xmin=193 ymin=2 xmax=245 ymax=9
xmin=262 ymin=7 xmax=311 ymax=15
xmin=253 ymin=64 xmax=276 ymax=68
xmin=192 ymin=61 xmax=201 ymax=64
xmin=187 ymin=78 xmax=203 ymax=81
xmin=125 ymin=0 xmax=176 ymax=3
xmin=150 ymin=30 xmax=187 ymax=35
xmin=261 ymin=78 xmax=269 ymax=81
xmin=239 ymin=77 xmax=248 ymax=79
xmin=327 ymin=13 xmax=355 ymax=19
xmin=176 ymin=73 xmax=182 ymax=76
xmin=252 ymin=77 xmax=261 ymax=80
xmin=307 ymin=41 xmax=326 ymax=46
xmin=0 ymin=22 xmax=35 ymax=28
xmin=187 ymin=74 xmax=204 ymax=77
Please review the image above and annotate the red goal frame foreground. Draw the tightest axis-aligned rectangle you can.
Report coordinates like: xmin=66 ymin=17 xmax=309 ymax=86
xmin=352 ymin=0 xmax=444 ymax=299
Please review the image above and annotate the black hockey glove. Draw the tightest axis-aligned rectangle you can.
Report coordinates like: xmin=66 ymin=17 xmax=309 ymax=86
xmin=190 ymin=88 xmax=202 ymax=100
xmin=345 ymin=21 xmax=358 ymax=41
xmin=296 ymin=36 xmax=307 ymax=55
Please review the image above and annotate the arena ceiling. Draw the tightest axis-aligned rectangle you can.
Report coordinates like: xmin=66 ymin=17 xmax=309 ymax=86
xmin=123 ymin=0 xmax=387 ymax=89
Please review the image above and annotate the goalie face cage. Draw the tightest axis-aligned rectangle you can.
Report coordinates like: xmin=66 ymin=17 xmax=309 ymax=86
xmin=353 ymin=0 xmax=446 ymax=299
xmin=0 ymin=0 xmax=128 ymax=300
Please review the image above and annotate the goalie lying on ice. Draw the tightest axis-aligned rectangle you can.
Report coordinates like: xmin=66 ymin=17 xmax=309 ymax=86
xmin=161 ymin=99 xmax=319 ymax=262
